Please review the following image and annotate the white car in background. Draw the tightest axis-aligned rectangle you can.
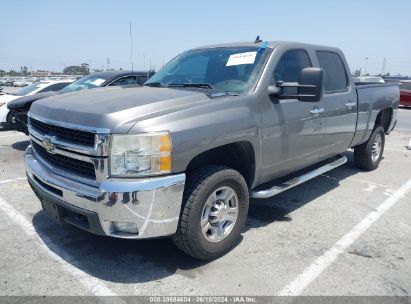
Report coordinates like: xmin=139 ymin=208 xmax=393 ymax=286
xmin=12 ymin=78 xmax=31 ymax=87
xmin=353 ymin=76 xmax=385 ymax=83
xmin=0 ymin=79 xmax=73 ymax=130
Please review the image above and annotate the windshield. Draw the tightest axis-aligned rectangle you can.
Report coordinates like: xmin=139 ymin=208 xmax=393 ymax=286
xmin=145 ymin=46 xmax=271 ymax=94
xmin=60 ymin=75 xmax=108 ymax=93
xmin=14 ymin=83 xmax=42 ymax=96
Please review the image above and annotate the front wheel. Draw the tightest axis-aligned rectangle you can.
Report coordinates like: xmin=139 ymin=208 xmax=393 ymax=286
xmin=354 ymin=125 xmax=385 ymax=171
xmin=172 ymin=166 xmax=249 ymax=260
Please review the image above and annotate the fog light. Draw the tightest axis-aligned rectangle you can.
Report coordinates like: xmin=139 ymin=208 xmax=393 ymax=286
xmin=112 ymin=222 xmax=139 ymax=234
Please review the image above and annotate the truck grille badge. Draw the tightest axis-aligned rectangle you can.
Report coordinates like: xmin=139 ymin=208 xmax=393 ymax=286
xmin=42 ymin=135 xmax=56 ymax=154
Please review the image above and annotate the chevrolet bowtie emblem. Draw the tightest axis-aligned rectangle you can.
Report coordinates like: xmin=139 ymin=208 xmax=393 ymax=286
xmin=42 ymin=135 xmax=56 ymax=153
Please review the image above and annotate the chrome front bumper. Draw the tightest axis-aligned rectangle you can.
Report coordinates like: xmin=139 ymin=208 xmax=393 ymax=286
xmin=25 ymin=146 xmax=186 ymax=239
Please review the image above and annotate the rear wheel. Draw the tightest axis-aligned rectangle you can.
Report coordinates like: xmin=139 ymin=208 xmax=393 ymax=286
xmin=172 ymin=165 xmax=249 ymax=260
xmin=354 ymin=125 xmax=385 ymax=170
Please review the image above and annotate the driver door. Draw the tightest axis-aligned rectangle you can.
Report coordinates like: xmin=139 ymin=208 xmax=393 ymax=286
xmin=260 ymin=49 xmax=326 ymax=182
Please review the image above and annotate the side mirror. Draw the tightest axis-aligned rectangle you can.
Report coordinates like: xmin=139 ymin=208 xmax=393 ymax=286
xmin=268 ymin=67 xmax=324 ymax=102
xmin=297 ymin=67 xmax=324 ymax=102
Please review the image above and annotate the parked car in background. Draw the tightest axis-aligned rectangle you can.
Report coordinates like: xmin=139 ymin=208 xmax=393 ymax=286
xmin=12 ymin=78 xmax=31 ymax=87
xmin=24 ymin=41 xmax=399 ymax=260
xmin=7 ymin=70 xmax=154 ymax=134
xmin=399 ymin=80 xmax=411 ymax=107
xmin=353 ymin=76 xmax=385 ymax=84
xmin=0 ymin=79 xmax=73 ymax=131
xmin=2 ymin=79 xmax=16 ymax=86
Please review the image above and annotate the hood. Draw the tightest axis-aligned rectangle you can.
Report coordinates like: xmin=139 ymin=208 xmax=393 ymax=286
xmin=30 ymin=86 xmax=214 ymax=133
xmin=0 ymin=94 xmax=19 ymax=105
xmin=7 ymin=91 xmax=60 ymax=110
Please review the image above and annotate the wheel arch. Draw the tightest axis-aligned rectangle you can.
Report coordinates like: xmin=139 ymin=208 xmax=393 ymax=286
xmin=185 ymin=141 xmax=256 ymax=188
xmin=375 ymin=107 xmax=393 ymax=134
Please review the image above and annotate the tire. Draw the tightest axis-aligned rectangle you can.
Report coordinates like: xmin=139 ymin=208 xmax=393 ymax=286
xmin=172 ymin=165 xmax=249 ymax=260
xmin=354 ymin=125 xmax=385 ymax=171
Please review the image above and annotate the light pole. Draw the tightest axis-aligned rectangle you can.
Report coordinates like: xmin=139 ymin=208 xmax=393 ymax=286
xmin=129 ymin=22 xmax=134 ymax=72
xmin=364 ymin=57 xmax=368 ymax=76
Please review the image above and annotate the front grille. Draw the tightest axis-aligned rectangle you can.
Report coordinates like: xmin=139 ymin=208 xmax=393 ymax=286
xmin=32 ymin=141 xmax=96 ymax=180
xmin=30 ymin=118 xmax=95 ymax=147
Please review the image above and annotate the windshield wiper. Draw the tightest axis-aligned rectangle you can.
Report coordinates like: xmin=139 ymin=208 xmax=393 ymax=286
xmin=144 ymin=81 xmax=167 ymax=87
xmin=225 ymin=91 xmax=240 ymax=96
xmin=169 ymin=83 xmax=242 ymax=96
xmin=168 ymin=83 xmax=215 ymax=89
xmin=147 ymin=82 xmax=240 ymax=96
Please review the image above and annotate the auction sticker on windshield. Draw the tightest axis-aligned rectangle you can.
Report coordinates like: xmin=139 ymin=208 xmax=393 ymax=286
xmin=226 ymin=51 xmax=257 ymax=66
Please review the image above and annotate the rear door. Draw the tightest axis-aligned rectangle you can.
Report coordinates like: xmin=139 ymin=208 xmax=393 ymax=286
xmin=316 ymin=51 xmax=357 ymax=156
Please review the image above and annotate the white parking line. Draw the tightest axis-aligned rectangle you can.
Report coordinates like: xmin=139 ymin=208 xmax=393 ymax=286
xmin=362 ymin=184 xmax=377 ymax=193
xmin=385 ymin=148 xmax=411 ymax=153
xmin=0 ymin=177 xmax=26 ymax=184
xmin=346 ymin=177 xmax=391 ymax=189
xmin=323 ymin=174 xmax=393 ymax=189
xmin=278 ymin=177 xmax=411 ymax=296
xmin=0 ymin=133 xmax=27 ymax=138
xmin=0 ymin=196 xmax=118 ymax=296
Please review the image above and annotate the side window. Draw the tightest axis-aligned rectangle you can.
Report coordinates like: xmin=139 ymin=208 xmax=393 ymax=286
xmin=137 ymin=76 xmax=148 ymax=85
xmin=273 ymin=50 xmax=312 ymax=95
xmin=400 ymin=83 xmax=411 ymax=91
xmin=39 ymin=82 xmax=70 ymax=93
xmin=316 ymin=51 xmax=348 ymax=93
xmin=109 ymin=76 xmax=137 ymax=86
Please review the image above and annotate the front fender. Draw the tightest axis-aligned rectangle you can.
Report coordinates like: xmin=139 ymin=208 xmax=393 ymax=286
xmin=128 ymin=95 xmax=261 ymax=175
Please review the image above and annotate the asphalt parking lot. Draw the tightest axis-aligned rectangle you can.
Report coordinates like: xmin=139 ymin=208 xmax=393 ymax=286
xmin=0 ymin=110 xmax=410 ymax=297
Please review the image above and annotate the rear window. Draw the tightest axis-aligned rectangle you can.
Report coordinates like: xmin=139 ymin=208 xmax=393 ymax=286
xmin=14 ymin=83 xmax=42 ymax=96
xmin=38 ymin=82 xmax=71 ymax=93
xmin=316 ymin=51 xmax=349 ymax=93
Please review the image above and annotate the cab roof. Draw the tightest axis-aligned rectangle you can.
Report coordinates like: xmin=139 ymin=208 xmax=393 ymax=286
xmin=192 ymin=41 xmax=342 ymax=53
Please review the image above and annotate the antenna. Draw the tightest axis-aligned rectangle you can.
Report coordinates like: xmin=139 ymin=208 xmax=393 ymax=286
xmin=254 ymin=35 xmax=262 ymax=43
xmin=129 ymin=21 xmax=134 ymax=72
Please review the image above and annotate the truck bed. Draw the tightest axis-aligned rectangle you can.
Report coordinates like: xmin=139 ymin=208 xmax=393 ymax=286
xmin=350 ymin=82 xmax=399 ymax=147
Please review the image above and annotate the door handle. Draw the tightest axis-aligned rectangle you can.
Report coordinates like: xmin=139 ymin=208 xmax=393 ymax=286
xmin=345 ymin=102 xmax=356 ymax=110
xmin=310 ymin=107 xmax=325 ymax=115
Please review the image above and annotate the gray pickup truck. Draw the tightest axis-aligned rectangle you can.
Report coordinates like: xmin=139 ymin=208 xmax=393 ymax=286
xmin=25 ymin=41 xmax=399 ymax=260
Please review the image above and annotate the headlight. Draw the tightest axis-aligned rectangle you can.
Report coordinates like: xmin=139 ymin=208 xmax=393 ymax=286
xmin=110 ymin=132 xmax=172 ymax=177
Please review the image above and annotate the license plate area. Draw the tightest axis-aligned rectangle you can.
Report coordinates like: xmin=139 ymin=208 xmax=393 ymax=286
xmin=41 ymin=198 xmax=65 ymax=224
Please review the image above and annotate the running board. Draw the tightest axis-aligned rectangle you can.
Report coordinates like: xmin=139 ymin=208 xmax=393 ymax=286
xmin=250 ymin=155 xmax=347 ymax=199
